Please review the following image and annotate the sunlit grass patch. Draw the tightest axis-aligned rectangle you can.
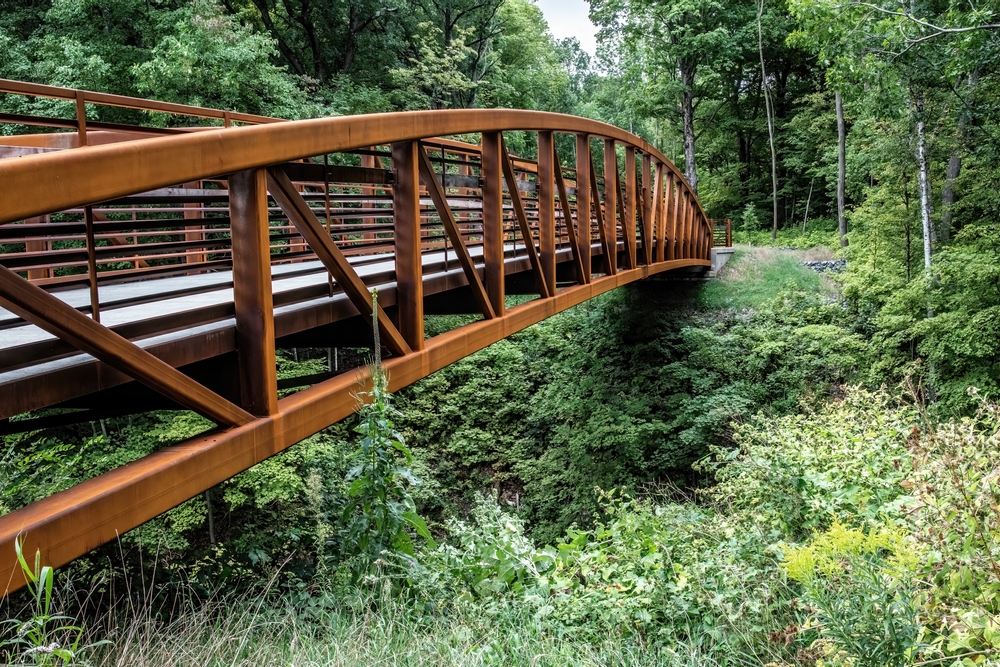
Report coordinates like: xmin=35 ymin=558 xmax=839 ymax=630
xmin=698 ymin=247 xmax=837 ymax=311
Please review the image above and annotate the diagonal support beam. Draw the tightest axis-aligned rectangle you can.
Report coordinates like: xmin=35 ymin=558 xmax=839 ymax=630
xmin=589 ymin=156 xmax=615 ymax=275
xmin=500 ymin=138 xmax=552 ymax=298
xmin=417 ymin=144 xmax=496 ymax=319
xmin=552 ymin=145 xmax=586 ymax=284
xmin=265 ymin=167 xmax=411 ymax=357
xmin=0 ymin=266 xmax=252 ymax=427
xmin=615 ymin=162 xmax=634 ymax=270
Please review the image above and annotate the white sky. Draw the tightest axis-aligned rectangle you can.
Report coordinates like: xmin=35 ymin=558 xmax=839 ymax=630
xmin=533 ymin=0 xmax=599 ymax=57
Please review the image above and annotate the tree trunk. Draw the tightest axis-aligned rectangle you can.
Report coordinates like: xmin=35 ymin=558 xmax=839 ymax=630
xmin=836 ymin=90 xmax=848 ymax=247
xmin=680 ymin=60 xmax=698 ymax=194
xmin=757 ymin=1 xmax=779 ymax=242
xmin=802 ymin=177 xmax=814 ymax=232
xmin=941 ymin=72 xmax=977 ymax=241
xmin=916 ymin=96 xmax=933 ymax=272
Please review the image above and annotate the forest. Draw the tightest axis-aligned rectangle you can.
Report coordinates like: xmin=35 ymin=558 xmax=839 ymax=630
xmin=1 ymin=0 xmax=1000 ymax=665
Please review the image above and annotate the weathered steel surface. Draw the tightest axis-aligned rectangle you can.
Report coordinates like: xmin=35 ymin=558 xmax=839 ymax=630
xmin=0 ymin=80 xmax=714 ymax=596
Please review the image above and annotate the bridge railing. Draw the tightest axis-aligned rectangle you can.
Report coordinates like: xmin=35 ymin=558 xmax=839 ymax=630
xmin=711 ymin=218 xmax=732 ymax=247
xmin=0 ymin=78 xmax=281 ymax=148
xmin=0 ymin=88 xmax=714 ymax=593
xmin=0 ymin=95 xmax=714 ymax=349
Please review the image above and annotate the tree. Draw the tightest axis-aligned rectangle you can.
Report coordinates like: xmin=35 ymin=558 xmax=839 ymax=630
xmin=590 ymin=0 xmax=744 ymax=194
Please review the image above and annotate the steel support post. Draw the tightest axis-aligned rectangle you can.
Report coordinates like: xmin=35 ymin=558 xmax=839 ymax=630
xmin=603 ymin=139 xmax=618 ymax=275
xmin=480 ymin=132 xmax=505 ymax=316
xmin=651 ymin=163 xmax=663 ymax=264
xmin=641 ymin=154 xmax=652 ymax=265
xmin=392 ymin=141 xmax=424 ymax=350
xmin=537 ymin=131 xmax=557 ymax=293
xmin=229 ymin=168 xmax=278 ymax=416
xmin=624 ymin=146 xmax=637 ymax=270
xmin=664 ymin=173 xmax=676 ymax=261
xmin=575 ymin=134 xmax=592 ymax=282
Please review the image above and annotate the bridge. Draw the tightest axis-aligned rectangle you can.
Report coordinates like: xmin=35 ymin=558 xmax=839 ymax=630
xmin=0 ymin=79 xmax=719 ymax=594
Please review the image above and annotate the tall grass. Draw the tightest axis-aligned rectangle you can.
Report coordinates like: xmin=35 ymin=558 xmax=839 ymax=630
xmin=82 ymin=586 xmax=729 ymax=667
xmin=698 ymin=247 xmax=837 ymax=311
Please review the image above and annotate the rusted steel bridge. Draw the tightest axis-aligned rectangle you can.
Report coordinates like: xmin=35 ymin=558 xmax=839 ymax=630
xmin=0 ymin=79 xmax=717 ymax=594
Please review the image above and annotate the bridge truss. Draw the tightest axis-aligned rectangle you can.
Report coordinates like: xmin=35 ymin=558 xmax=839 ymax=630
xmin=0 ymin=79 xmax=713 ymax=594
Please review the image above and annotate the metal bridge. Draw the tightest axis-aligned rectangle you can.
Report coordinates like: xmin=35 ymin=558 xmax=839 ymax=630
xmin=0 ymin=79 xmax=719 ymax=594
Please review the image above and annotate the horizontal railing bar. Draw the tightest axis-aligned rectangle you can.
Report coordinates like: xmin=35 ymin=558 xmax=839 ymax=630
xmin=0 ymin=78 xmax=280 ymax=125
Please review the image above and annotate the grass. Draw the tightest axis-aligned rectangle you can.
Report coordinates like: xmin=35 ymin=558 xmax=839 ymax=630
xmin=697 ymin=246 xmax=838 ymax=311
xmin=77 ymin=588 xmax=728 ymax=667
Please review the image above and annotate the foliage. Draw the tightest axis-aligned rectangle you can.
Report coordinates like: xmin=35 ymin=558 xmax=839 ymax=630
xmin=1 ymin=540 xmax=104 ymax=666
xmin=331 ymin=363 xmax=433 ymax=575
xmin=781 ymin=522 xmax=924 ymax=667
xmin=699 ymin=388 xmax=916 ymax=537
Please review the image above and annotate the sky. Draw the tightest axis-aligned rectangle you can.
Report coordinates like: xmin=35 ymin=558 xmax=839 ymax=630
xmin=533 ymin=0 xmax=599 ymax=57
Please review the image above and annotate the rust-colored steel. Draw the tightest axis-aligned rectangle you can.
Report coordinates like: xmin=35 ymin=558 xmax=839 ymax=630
xmin=229 ymin=169 xmax=279 ymax=416
xmin=641 ymin=154 xmax=653 ymax=265
xmin=624 ymin=147 xmax=638 ymax=270
xmin=552 ymin=146 xmax=587 ymax=284
xmin=0 ymin=85 xmax=713 ymax=597
xmin=417 ymin=144 xmax=495 ymax=318
xmin=393 ymin=141 xmax=425 ymax=350
xmin=589 ymin=156 xmax=614 ymax=276
xmin=265 ymin=167 xmax=411 ymax=357
xmin=574 ymin=134 xmax=592 ymax=284
xmin=652 ymin=163 xmax=664 ymax=262
xmin=500 ymin=138 xmax=551 ymax=298
xmin=480 ymin=133 xmax=506 ymax=316
xmin=0 ymin=266 xmax=253 ymax=427
xmin=603 ymin=139 xmax=618 ymax=275
xmin=537 ymin=131 xmax=557 ymax=293
xmin=664 ymin=173 xmax=677 ymax=261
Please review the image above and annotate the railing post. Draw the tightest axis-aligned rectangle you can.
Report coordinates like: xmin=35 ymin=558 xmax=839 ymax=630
xmin=603 ymin=139 xmax=618 ymax=275
xmin=481 ymin=132 xmax=505 ymax=315
xmin=228 ymin=168 xmax=278 ymax=417
xmin=537 ymin=131 xmax=557 ymax=293
xmin=664 ymin=173 xmax=676 ymax=262
xmin=652 ymin=163 xmax=664 ymax=263
xmin=625 ymin=146 xmax=637 ymax=270
xmin=676 ymin=191 xmax=686 ymax=259
xmin=75 ymin=91 xmax=87 ymax=147
xmin=575 ymin=134 xmax=592 ymax=283
xmin=83 ymin=206 xmax=99 ymax=322
xmin=727 ymin=218 xmax=732 ymax=247
xmin=683 ymin=193 xmax=693 ymax=259
xmin=392 ymin=140 xmax=424 ymax=350
xmin=641 ymin=154 xmax=652 ymax=265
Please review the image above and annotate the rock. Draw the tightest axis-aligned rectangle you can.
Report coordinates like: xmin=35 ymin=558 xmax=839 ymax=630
xmin=802 ymin=259 xmax=846 ymax=273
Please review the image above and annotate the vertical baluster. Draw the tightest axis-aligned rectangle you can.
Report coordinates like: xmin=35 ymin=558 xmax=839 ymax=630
xmin=75 ymin=91 xmax=87 ymax=147
xmin=651 ymin=164 xmax=663 ymax=264
xmin=481 ymin=132 xmax=505 ymax=316
xmin=624 ymin=147 xmax=637 ymax=270
xmin=538 ymin=131 xmax=557 ymax=293
xmin=575 ymin=134 xmax=592 ymax=283
xmin=392 ymin=141 xmax=424 ymax=350
xmin=655 ymin=170 xmax=668 ymax=263
xmin=683 ymin=193 xmax=693 ymax=259
xmin=676 ymin=191 xmax=687 ymax=259
xmin=83 ymin=206 xmax=99 ymax=322
xmin=641 ymin=154 xmax=652 ymax=265
xmin=228 ymin=168 xmax=278 ymax=416
xmin=603 ymin=139 xmax=618 ymax=275
xmin=664 ymin=173 xmax=677 ymax=261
